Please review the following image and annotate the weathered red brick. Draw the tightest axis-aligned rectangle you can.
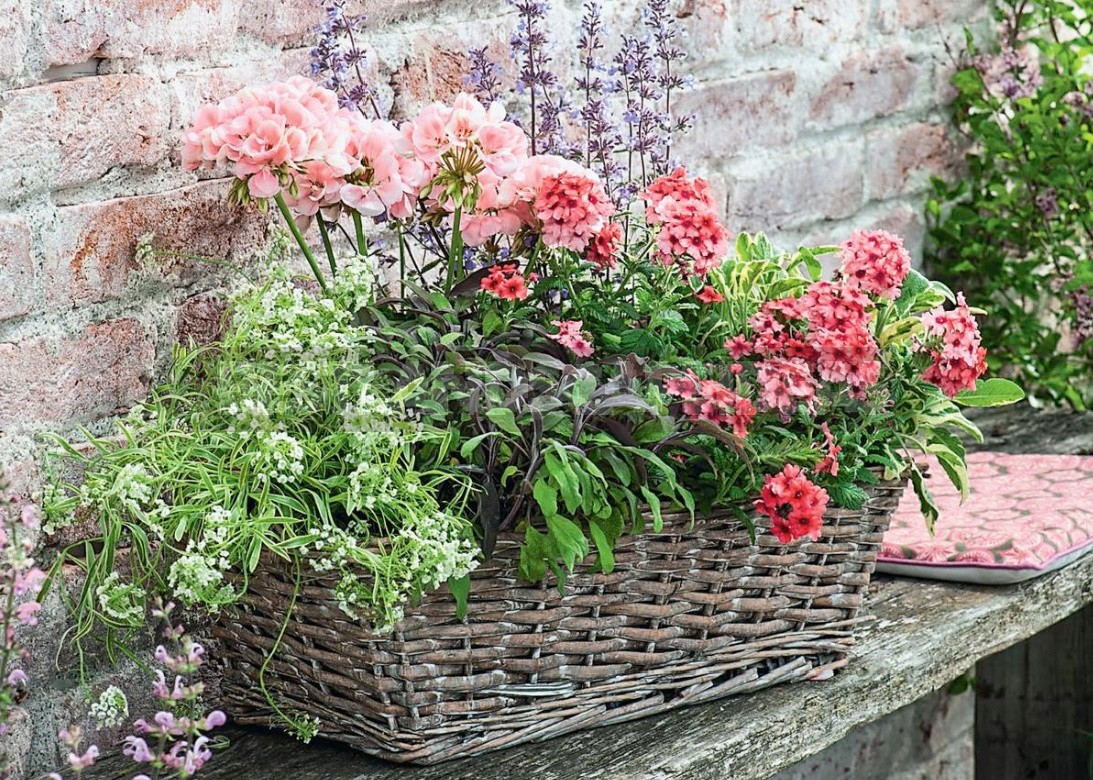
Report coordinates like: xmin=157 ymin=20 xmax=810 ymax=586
xmin=675 ymin=70 xmax=799 ymax=160
xmin=875 ymin=0 xmax=987 ymax=33
xmin=677 ymin=0 xmax=731 ymax=54
xmin=0 ymin=318 xmax=154 ymax=430
xmin=0 ymin=216 xmax=35 ymax=323
xmin=728 ymin=140 xmax=865 ymax=230
xmin=43 ymin=0 xmax=242 ymax=66
xmin=808 ymin=48 xmax=919 ymax=129
xmin=731 ymin=0 xmax=868 ymax=51
xmin=0 ymin=0 xmax=32 ymax=82
xmin=0 ymin=75 xmax=171 ymax=199
xmin=867 ymin=123 xmax=959 ymax=201
xmin=44 ymin=181 xmax=268 ymax=307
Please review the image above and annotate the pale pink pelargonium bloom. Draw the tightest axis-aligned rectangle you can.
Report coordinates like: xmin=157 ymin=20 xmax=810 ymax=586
xmin=549 ymin=320 xmax=596 ymax=359
xmin=181 ymin=77 xmax=356 ymax=201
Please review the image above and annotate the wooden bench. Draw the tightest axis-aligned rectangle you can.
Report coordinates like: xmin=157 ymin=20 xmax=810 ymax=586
xmin=86 ymin=405 xmax=1093 ymax=779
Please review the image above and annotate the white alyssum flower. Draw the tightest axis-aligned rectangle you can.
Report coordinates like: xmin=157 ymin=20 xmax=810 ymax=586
xmin=90 ymin=686 xmax=129 ymax=729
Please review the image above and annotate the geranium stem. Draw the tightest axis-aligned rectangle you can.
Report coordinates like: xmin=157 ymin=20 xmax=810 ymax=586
xmin=316 ymin=217 xmax=337 ymax=277
xmin=352 ymin=211 xmax=368 ymax=257
xmin=274 ymin=194 xmax=328 ymax=294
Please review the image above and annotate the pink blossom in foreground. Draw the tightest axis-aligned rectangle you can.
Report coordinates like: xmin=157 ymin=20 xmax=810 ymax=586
xmin=838 ymin=229 xmax=912 ymax=300
xmin=918 ymin=294 xmax=988 ymax=397
xmin=549 ymin=320 xmax=595 ymax=358
xmin=756 ymin=357 xmax=819 ymax=414
xmin=754 ymin=465 xmax=830 ymax=544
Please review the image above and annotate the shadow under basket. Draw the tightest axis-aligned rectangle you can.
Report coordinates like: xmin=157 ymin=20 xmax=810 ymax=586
xmin=213 ymin=476 xmax=907 ymax=765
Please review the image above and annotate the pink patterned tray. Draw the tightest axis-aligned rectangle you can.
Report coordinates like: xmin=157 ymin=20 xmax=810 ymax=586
xmin=878 ymin=452 xmax=1093 ymax=584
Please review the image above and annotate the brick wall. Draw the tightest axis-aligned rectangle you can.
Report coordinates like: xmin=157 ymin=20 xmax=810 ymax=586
xmin=0 ymin=0 xmax=987 ymax=773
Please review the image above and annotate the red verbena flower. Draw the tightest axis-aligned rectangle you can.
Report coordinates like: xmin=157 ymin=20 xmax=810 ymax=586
xmin=754 ymin=464 xmax=830 ymax=544
xmin=756 ymin=357 xmax=818 ymax=414
xmin=480 ymin=264 xmax=530 ymax=300
xmin=838 ymin=229 xmax=911 ymax=300
xmin=724 ymin=334 xmax=753 ymax=359
xmin=695 ymin=285 xmax=724 ymax=304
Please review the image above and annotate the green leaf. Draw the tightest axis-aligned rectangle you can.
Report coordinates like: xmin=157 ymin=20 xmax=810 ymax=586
xmin=485 ymin=407 xmax=523 ymax=436
xmin=545 ymin=514 xmax=588 ymax=570
xmin=571 ymin=373 xmax=597 ymax=409
xmin=588 ymin=519 xmax=615 ymax=573
xmin=954 ymin=378 xmax=1025 ymax=408
xmin=459 ymin=432 xmax=499 ymax=459
xmin=532 ymin=478 xmax=559 ymax=518
xmin=640 ymin=486 xmax=664 ymax=532
xmin=909 ymin=465 xmax=939 ymax=535
xmin=449 ymin=573 xmax=471 ymax=620
xmin=519 ymin=526 xmax=548 ymax=582
xmin=894 ymin=269 xmax=931 ymax=315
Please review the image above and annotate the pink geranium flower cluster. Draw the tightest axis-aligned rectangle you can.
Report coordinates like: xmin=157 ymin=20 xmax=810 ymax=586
xmin=918 ymin=294 xmax=988 ymax=397
xmin=753 ymin=464 xmax=830 ymax=543
xmin=838 ymin=229 xmax=912 ymax=300
xmin=663 ymin=372 xmax=757 ymax=438
xmin=641 ymin=167 xmax=731 ymax=277
xmin=480 ymin=263 xmax=531 ymax=301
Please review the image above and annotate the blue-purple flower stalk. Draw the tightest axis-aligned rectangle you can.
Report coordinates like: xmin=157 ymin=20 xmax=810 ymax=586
xmin=509 ymin=0 xmax=572 ymax=156
xmin=311 ymin=0 xmax=382 ymax=118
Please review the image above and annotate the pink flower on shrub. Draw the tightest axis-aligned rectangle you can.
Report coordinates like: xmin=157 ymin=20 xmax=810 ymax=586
xmin=642 ymin=167 xmax=731 ymax=277
xmin=810 ymin=325 xmax=881 ymax=390
xmin=341 ymin=119 xmax=422 ymax=218
xmin=799 ymin=281 xmax=871 ymax=331
xmin=549 ymin=320 xmax=595 ymax=358
xmin=663 ymin=372 xmax=756 ymax=438
xmin=756 ymin=358 xmax=818 ymax=414
xmin=533 ymin=170 xmax=614 ymax=252
xmin=754 ymin=464 xmax=830 ymax=543
xmin=838 ymin=229 xmax=911 ymax=300
xmin=816 ymin=422 xmax=841 ymax=476
xmin=641 ymin=166 xmax=717 ymax=215
xmin=695 ymin=285 xmax=724 ymax=304
xmin=587 ymin=222 xmax=622 ymax=269
xmin=724 ymin=334 xmax=752 ymax=359
xmin=182 ymin=77 xmax=352 ymax=201
xmin=918 ymin=293 xmax=988 ymax=397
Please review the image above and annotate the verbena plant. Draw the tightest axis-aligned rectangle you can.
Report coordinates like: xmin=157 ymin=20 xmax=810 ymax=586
xmin=927 ymin=0 xmax=1093 ymax=408
xmin=44 ymin=0 xmax=1021 ymax=740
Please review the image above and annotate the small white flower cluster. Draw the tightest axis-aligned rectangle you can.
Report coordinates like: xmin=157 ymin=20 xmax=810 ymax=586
xmin=168 ymin=506 xmax=237 ymax=609
xmin=226 ymin=398 xmax=271 ymax=438
xmin=331 ymin=254 xmax=376 ymax=313
xmin=90 ymin=685 xmax=129 ymax=729
xmin=254 ymin=430 xmax=306 ymax=485
xmin=169 ymin=550 xmax=235 ymax=608
xmin=95 ymin=572 xmax=145 ymax=627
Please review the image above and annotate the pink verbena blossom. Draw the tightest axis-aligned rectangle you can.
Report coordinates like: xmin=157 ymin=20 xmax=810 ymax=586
xmin=533 ymin=170 xmax=614 ymax=252
xmin=548 ymin=320 xmax=595 ymax=358
xmin=756 ymin=358 xmax=819 ymax=414
xmin=838 ymin=229 xmax=911 ymax=300
xmin=641 ymin=167 xmax=731 ymax=277
xmin=663 ymin=373 xmax=756 ymax=438
xmin=918 ymin=294 xmax=988 ymax=396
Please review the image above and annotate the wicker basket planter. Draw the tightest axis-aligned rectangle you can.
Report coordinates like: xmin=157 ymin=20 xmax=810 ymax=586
xmin=213 ymin=475 xmax=906 ymax=764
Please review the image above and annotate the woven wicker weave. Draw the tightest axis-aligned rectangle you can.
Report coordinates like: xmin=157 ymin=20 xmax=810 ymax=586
xmin=214 ymin=476 xmax=906 ymax=764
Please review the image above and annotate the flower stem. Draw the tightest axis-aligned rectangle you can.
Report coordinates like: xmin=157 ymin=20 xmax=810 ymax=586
xmin=352 ymin=211 xmax=368 ymax=257
xmin=274 ymin=194 xmax=328 ymax=294
xmin=316 ymin=217 xmax=337 ymax=277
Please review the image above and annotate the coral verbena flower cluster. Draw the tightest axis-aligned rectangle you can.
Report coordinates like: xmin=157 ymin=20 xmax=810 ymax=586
xmin=919 ymin=294 xmax=988 ymax=397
